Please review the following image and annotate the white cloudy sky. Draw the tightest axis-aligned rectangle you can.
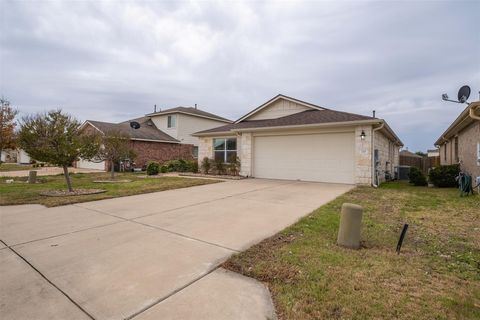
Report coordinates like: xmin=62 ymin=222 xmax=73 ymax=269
xmin=1 ymin=0 xmax=479 ymax=151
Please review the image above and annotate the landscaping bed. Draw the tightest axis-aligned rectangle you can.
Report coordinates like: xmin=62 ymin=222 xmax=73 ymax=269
xmin=178 ymin=173 xmax=246 ymax=180
xmin=0 ymin=172 xmax=222 ymax=207
xmin=224 ymin=182 xmax=480 ymax=319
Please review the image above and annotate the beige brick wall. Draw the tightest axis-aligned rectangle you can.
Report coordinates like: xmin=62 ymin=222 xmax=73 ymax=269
xmin=373 ymin=130 xmax=400 ymax=184
xmin=458 ymin=121 xmax=480 ymax=180
xmin=239 ymin=133 xmax=252 ymax=176
xmin=354 ymin=126 xmax=373 ymax=185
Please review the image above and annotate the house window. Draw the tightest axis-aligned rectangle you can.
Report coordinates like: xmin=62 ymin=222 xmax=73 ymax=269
xmin=167 ymin=115 xmax=176 ymax=128
xmin=213 ymin=138 xmax=237 ymax=163
xmin=192 ymin=146 xmax=199 ymax=158
xmin=454 ymin=137 xmax=459 ymax=162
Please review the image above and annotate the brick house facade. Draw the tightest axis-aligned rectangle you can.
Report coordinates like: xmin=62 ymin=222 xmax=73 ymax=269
xmin=129 ymin=140 xmax=193 ymax=168
xmin=435 ymin=101 xmax=480 ymax=186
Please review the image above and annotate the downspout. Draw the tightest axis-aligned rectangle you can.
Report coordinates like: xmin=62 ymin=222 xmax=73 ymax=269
xmin=371 ymin=121 xmax=384 ymax=188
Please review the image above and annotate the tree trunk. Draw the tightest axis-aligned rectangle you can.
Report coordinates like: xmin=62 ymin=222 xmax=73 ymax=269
xmin=63 ymin=165 xmax=73 ymax=192
xmin=110 ymin=159 xmax=115 ymax=179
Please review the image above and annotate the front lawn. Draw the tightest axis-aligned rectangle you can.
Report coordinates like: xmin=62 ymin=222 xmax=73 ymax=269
xmin=224 ymin=182 xmax=480 ymax=319
xmin=0 ymin=172 xmax=221 ymax=207
xmin=0 ymin=163 xmax=35 ymax=172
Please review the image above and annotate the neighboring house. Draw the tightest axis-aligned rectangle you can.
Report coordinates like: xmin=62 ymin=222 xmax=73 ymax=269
xmin=78 ymin=117 xmax=194 ymax=171
xmin=194 ymin=94 xmax=403 ymax=185
xmin=400 ymin=149 xmax=427 ymax=173
xmin=145 ymin=106 xmax=232 ymax=157
xmin=434 ymin=101 xmax=480 ymax=184
xmin=427 ymin=149 xmax=439 ymax=158
xmin=0 ymin=149 xmax=30 ymax=164
xmin=77 ymin=106 xmax=230 ymax=171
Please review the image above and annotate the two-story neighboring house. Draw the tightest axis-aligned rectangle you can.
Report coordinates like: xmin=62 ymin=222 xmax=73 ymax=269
xmin=434 ymin=101 xmax=480 ymax=186
xmin=77 ymin=106 xmax=231 ymax=171
xmin=145 ymin=106 xmax=232 ymax=157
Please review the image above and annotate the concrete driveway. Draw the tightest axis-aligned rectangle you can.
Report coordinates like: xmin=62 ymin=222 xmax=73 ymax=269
xmin=0 ymin=179 xmax=352 ymax=320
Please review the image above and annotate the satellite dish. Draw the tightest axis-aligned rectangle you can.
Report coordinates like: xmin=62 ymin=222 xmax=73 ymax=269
xmin=130 ymin=121 xmax=140 ymax=129
xmin=457 ymin=85 xmax=471 ymax=103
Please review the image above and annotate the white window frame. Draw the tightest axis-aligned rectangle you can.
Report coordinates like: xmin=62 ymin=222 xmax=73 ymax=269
xmin=167 ymin=115 xmax=176 ymax=128
xmin=213 ymin=138 xmax=237 ymax=163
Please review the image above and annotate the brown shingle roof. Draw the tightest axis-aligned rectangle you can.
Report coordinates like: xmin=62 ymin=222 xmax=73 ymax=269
xmin=147 ymin=107 xmax=231 ymax=123
xmin=195 ymin=109 xmax=375 ymax=134
xmin=86 ymin=117 xmax=178 ymax=143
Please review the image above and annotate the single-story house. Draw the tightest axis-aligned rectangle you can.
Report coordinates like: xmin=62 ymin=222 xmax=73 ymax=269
xmin=194 ymin=94 xmax=403 ymax=185
xmin=78 ymin=106 xmax=231 ymax=170
xmin=434 ymin=101 xmax=480 ymax=184
xmin=0 ymin=149 xmax=31 ymax=164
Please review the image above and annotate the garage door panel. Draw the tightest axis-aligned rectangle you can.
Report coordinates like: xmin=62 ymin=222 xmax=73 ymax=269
xmin=253 ymin=132 xmax=355 ymax=184
xmin=77 ymin=159 xmax=105 ymax=171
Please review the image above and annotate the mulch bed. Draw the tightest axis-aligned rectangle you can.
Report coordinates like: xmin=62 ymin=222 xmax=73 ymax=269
xmin=40 ymin=189 xmax=106 ymax=197
xmin=93 ymin=180 xmax=132 ymax=183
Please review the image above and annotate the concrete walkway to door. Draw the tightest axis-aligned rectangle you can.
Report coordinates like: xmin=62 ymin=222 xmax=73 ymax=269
xmin=0 ymin=179 xmax=353 ymax=320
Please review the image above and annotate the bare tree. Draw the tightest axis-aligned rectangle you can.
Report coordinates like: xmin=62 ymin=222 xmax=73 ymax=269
xmin=93 ymin=129 xmax=136 ymax=179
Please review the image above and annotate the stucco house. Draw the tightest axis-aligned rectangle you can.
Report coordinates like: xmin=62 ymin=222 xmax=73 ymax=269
xmin=194 ymin=94 xmax=403 ymax=185
xmin=77 ymin=106 xmax=231 ymax=170
xmin=434 ymin=101 xmax=480 ymax=184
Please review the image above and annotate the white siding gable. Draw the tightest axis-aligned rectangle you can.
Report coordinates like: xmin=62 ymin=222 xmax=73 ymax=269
xmin=246 ymin=98 xmax=313 ymax=121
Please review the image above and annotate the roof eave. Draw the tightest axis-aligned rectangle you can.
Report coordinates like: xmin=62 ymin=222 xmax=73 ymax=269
xmin=193 ymin=119 xmax=382 ymax=137
xmin=130 ymin=138 xmax=180 ymax=144
xmin=146 ymin=111 xmax=232 ymax=123
xmin=434 ymin=101 xmax=480 ymax=146
xmin=192 ymin=131 xmax=236 ymax=137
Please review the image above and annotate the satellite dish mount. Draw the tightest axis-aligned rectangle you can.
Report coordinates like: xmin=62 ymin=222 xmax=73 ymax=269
xmin=442 ymin=85 xmax=471 ymax=104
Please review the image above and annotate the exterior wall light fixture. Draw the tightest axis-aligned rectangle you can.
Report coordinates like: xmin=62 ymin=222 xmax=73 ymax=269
xmin=360 ymin=130 xmax=366 ymax=140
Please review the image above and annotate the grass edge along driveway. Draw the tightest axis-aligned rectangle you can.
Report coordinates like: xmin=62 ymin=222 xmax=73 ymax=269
xmin=224 ymin=182 xmax=480 ymax=320
xmin=0 ymin=172 xmax=222 ymax=207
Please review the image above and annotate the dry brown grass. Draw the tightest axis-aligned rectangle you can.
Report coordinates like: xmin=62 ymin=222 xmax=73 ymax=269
xmin=224 ymin=182 xmax=480 ymax=320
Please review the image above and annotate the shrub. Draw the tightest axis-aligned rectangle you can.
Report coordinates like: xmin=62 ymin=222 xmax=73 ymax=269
xmin=191 ymin=161 xmax=199 ymax=173
xmin=408 ymin=166 xmax=427 ymax=186
xmin=201 ymin=157 xmax=211 ymax=174
xmin=228 ymin=156 xmax=241 ymax=176
xmin=160 ymin=165 xmax=168 ymax=173
xmin=428 ymin=164 xmax=460 ymax=188
xmin=162 ymin=159 xmax=197 ymax=172
xmin=214 ymin=159 xmax=226 ymax=175
xmin=146 ymin=161 xmax=160 ymax=175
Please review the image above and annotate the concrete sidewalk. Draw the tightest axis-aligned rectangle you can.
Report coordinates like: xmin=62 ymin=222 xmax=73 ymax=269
xmin=0 ymin=179 xmax=352 ymax=319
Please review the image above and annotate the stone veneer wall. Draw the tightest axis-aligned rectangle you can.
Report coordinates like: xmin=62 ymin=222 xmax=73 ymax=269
xmin=458 ymin=121 xmax=480 ymax=181
xmin=374 ymin=130 xmax=400 ymax=184
xmin=354 ymin=126 xmax=373 ymax=185
xmin=239 ymin=133 xmax=252 ymax=176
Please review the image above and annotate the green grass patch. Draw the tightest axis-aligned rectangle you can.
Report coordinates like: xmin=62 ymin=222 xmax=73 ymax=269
xmin=224 ymin=182 xmax=480 ymax=319
xmin=0 ymin=172 xmax=221 ymax=207
xmin=0 ymin=163 xmax=35 ymax=172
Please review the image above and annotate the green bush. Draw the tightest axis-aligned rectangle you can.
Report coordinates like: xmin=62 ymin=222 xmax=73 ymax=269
xmin=146 ymin=161 xmax=160 ymax=175
xmin=214 ymin=159 xmax=226 ymax=175
xmin=162 ymin=159 xmax=197 ymax=172
xmin=408 ymin=166 xmax=427 ymax=186
xmin=201 ymin=157 xmax=211 ymax=174
xmin=428 ymin=164 xmax=460 ymax=188
xmin=160 ymin=165 xmax=168 ymax=173
xmin=228 ymin=156 xmax=241 ymax=176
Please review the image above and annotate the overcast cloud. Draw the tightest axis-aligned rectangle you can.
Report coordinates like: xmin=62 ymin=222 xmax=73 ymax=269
xmin=1 ymin=0 xmax=479 ymax=151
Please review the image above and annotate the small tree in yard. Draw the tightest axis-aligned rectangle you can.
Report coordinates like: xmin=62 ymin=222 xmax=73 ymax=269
xmin=92 ymin=130 xmax=136 ymax=179
xmin=18 ymin=110 xmax=99 ymax=192
xmin=0 ymin=98 xmax=18 ymax=163
xmin=201 ymin=157 xmax=211 ymax=174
